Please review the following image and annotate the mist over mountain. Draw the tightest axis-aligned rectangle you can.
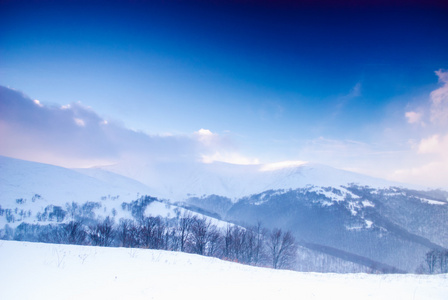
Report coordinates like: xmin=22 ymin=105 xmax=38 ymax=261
xmin=99 ymin=159 xmax=416 ymax=202
xmin=1 ymin=155 xmax=447 ymax=273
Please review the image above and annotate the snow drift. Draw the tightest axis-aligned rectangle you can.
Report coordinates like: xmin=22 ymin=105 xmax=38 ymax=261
xmin=0 ymin=240 xmax=447 ymax=300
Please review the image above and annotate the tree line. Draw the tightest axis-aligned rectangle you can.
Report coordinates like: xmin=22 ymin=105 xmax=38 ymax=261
xmin=425 ymin=249 xmax=448 ymax=274
xmin=12 ymin=212 xmax=298 ymax=270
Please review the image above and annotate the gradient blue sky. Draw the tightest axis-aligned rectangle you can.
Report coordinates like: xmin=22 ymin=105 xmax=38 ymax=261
xmin=1 ymin=0 xmax=448 ymax=187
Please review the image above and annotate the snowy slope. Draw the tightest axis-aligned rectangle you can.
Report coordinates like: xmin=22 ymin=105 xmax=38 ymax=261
xmin=0 ymin=155 xmax=152 ymax=207
xmin=102 ymin=160 xmax=415 ymax=202
xmin=0 ymin=156 xmax=235 ymax=229
xmin=0 ymin=156 xmax=152 ymax=228
xmin=0 ymin=240 xmax=446 ymax=300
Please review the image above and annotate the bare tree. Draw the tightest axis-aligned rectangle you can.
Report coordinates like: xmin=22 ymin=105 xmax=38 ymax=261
xmin=224 ymin=225 xmax=233 ymax=259
xmin=165 ymin=227 xmax=179 ymax=251
xmin=89 ymin=217 xmax=115 ymax=246
xmin=118 ymin=219 xmax=139 ymax=248
xmin=267 ymin=228 xmax=297 ymax=269
xmin=220 ymin=224 xmax=266 ymax=265
xmin=206 ymin=225 xmax=222 ymax=257
xmin=152 ymin=217 xmax=166 ymax=250
xmin=252 ymin=222 xmax=267 ymax=266
xmin=440 ymin=250 xmax=448 ymax=274
xmin=64 ymin=221 xmax=86 ymax=245
xmin=189 ymin=216 xmax=210 ymax=255
xmin=231 ymin=226 xmax=245 ymax=262
xmin=178 ymin=212 xmax=194 ymax=252
xmin=241 ymin=227 xmax=257 ymax=265
xmin=426 ymin=250 xmax=438 ymax=274
xmin=65 ymin=202 xmax=80 ymax=221
xmin=139 ymin=216 xmax=166 ymax=249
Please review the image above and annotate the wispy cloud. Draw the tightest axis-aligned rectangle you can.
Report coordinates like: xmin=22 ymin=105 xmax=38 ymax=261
xmin=332 ymin=82 xmax=362 ymax=117
xmin=405 ymin=111 xmax=424 ymax=125
xmin=429 ymin=69 xmax=448 ymax=126
xmin=297 ymin=136 xmax=408 ymax=178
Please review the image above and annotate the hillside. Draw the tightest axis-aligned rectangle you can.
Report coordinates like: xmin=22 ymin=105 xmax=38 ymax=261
xmin=0 ymin=155 xmax=152 ymax=207
xmin=1 ymin=155 xmax=447 ymax=273
xmin=0 ymin=156 xmax=228 ymax=229
xmin=187 ymin=186 xmax=448 ymax=272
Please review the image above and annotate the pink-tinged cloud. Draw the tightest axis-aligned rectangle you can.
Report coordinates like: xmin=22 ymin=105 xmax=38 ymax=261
xmin=405 ymin=111 xmax=423 ymax=125
xmin=0 ymin=86 xmax=246 ymax=168
xmin=390 ymin=70 xmax=448 ymax=188
xmin=417 ymin=134 xmax=448 ymax=155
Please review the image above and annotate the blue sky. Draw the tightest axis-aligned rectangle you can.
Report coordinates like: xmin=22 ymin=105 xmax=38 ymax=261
xmin=1 ymin=0 xmax=448 ymax=187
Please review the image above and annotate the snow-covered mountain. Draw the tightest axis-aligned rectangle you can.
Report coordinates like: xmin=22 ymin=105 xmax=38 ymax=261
xmin=1 ymin=155 xmax=447 ymax=273
xmin=0 ymin=154 xmax=418 ymax=205
xmin=98 ymin=159 xmax=447 ymax=273
xmin=100 ymin=159 xmax=415 ymax=202
xmin=0 ymin=155 xmax=233 ymax=230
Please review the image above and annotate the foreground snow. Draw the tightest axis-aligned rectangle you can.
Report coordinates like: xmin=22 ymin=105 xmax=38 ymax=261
xmin=0 ymin=241 xmax=446 ymax=300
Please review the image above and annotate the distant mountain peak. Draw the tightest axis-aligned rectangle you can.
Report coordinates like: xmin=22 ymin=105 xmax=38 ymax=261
xmin=96 ymin=158 xmax=420 ymax=202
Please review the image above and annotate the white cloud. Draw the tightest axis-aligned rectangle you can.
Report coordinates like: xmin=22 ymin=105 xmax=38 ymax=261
xmin=197 ymin=128 xmax=213 ymax=136
xmin=195 ymin=128 xmax=216 ymax=146
xmin=74 ymin=118 xmax=85 ymax=127
xmin=194 ymin=128 xmax=260 ymax=165
xmin=405 ymin=111 xmax=424 ymax=125
xmin=33 ymin=99 xmax=43 ymax=107
xmin=418 ymin=134 xmax=443 ymax=154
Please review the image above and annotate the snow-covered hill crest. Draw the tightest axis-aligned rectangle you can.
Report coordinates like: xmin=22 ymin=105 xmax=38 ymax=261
xmin=100 ymin=159 xmax=419 ymax=202
xmin=0 ymin=155 xmax=152 ymax=206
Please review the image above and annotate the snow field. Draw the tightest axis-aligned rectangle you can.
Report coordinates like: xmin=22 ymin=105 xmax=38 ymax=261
xmin=0 ymin=240 xmax=447 ymax=300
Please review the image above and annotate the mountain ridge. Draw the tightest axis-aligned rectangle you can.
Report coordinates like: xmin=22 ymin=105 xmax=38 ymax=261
xmin=96 ymin=159 xmax=422 ymax=202
xmin=1 ymin=155 xmax=447 ymax=273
